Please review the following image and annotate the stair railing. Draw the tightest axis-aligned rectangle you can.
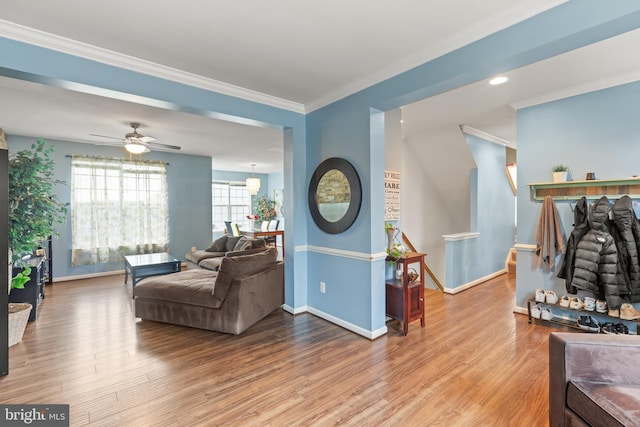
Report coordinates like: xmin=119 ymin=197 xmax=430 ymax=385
xmin=401 ymin=232 xmax=444 ymax=292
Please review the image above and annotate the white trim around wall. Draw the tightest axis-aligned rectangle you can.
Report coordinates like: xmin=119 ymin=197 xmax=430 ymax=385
xmin=442 ymin=232 xmax=480 ymax=241
xmin=297 ymin=244 xmax=387 ymax=261
xmin=443 ymin=269 xmax=506 ymax=294
xmin=306 ymin=306 xmax=387 ymax=340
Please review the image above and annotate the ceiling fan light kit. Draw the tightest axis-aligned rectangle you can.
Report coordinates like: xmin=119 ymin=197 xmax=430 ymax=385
xmin=124 ymin=142 xmax=147 ymax=154
xmin=91 ymin=122 xmax=181 ymax=154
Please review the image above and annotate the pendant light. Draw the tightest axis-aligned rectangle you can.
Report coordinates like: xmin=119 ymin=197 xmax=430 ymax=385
xmin=246 ymin=163 xmax=260 ymax=195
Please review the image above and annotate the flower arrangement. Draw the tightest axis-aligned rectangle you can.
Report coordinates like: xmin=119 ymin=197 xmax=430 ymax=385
xmin=254 ymin=196 xmax=277 ymax=222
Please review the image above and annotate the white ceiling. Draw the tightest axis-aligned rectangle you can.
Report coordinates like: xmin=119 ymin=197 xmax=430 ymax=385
xmin=0 ymin=1 xmax=638 ymax=173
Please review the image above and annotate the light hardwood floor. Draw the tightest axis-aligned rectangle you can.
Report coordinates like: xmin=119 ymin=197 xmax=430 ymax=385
xmin=1 ymin=273 xmax=567 ymax=426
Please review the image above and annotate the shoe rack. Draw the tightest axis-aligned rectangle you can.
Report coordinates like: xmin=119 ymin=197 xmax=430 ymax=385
xmin=527 ymin=297 xmax=639 ymax=334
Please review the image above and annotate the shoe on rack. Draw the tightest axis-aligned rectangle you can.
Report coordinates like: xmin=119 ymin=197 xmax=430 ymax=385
xmin=535 ymin=289 xmax=546 ymax=303
xmin=608 ymin=308 xmax=620 ymax=318
xmin=559 ymin=295 xmax=571 ymax=308
xmin=531 ymin=304 xmax=542 ymax=319
xmin=620 ymin=303 xmax=640 ymax=320
xmin=601 ymin=322 xmax=616 ymax=334
xmin=577 ymin=315 xmax=592 ymax=331
xmin=584 ymin=297 xmax=596 ymax=312
xmin=545 ymin=291 xmax=559 ymax=304
xmin=541 ymin=307 xmax=554 ymax=321
xmin=570 ymin=297 xmax=583 ymax=310
xmin=587 ymin=317 xmax=601 ymax=333
xmin=596 ymin=300 xmax=607 ymax=313
xmin=615 ymin=323 xmax=629 ymax=334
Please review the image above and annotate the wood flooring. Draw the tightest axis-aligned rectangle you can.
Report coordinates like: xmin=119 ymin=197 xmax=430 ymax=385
xmin=0 ymin=273 xmax=567 ymax=426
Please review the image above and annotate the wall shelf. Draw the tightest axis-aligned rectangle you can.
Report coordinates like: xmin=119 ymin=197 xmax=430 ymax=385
xmin=528 ymin=177 xmax=640 ymax=201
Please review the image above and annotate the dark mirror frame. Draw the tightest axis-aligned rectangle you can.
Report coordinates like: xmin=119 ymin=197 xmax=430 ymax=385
xmin=308 ymin=157 xmax=362 ymax=234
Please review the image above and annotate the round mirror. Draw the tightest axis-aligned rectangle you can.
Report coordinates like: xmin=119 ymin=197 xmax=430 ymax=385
xmin=308 ymin=158 xmax=361 ymax=234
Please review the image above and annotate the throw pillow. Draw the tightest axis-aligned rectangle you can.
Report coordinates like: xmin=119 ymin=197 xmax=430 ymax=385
xmin=233 ymin=236 xmax=252 ymax=251
xmin=213 ymin=248 xmax=278 ymax=301
xmin=225 ymin=235 xmax=242 ymax=252
xmin=205 ymin=235 xmax=228 ymax=252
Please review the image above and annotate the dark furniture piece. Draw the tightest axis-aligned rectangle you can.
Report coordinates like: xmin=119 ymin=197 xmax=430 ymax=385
xmin=9 ymin=256 xmax=45 ymax=321
xmin=124 ymin=253 xmax=180 ymax=293
xmin=244 ymin=230 xmax=284 ymax=257
xmin=135 ymin=248 xmax=283 ymax=335
xmin=549 ymin=332 xmax=640 ymax=427
xmin=385 ymin=252 xmax=426 ymax=335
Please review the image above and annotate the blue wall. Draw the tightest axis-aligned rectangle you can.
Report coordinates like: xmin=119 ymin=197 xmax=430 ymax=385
xmin=2 ymin=1 xmax=639 ymax=336
xmin=7 ymin=135 xmax=212 ymax=280
xmin=443 ymin=134 xmax=515 ymax=290
xmin=303 ymin=3 xmax=640 ymax=336
xmin=516 ymin=80 xmax=640 ymax=307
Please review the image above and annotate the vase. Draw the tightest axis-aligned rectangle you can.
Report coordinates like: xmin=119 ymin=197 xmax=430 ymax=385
xmin=552 ymin=171 xmax=568 ymax=183
xmin=386 ymin=228 xmax=396 ymax=251
xmin=385 ymin=262 xmax=394 ymax=280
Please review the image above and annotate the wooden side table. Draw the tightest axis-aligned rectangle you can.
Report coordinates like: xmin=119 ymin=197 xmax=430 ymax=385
xmin=385 ymin=251 xmax=426 ymax=335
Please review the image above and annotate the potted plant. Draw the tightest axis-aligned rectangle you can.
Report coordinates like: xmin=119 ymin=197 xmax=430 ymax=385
xmin=7 ymin=138 xmax=67 ymax=344
xmin=552 ymin=164 xmax=569 ymax=183
xmin=254 ymin=195 xmax=277 ymax=222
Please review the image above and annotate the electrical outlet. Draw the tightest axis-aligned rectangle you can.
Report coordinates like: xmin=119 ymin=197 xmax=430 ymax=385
xmin=320 ymin=281 xmax=326 ymax=293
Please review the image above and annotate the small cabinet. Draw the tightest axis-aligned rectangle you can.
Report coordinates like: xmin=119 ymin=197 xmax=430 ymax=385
xmin=9 ymin=256 xmax=45 ymax=321
xmin=385 ymin=252 xmax=426 ymax=335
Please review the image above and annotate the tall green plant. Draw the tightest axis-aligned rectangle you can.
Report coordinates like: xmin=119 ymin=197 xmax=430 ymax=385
xmin=8 ymin=138 xmax=67 ymax=274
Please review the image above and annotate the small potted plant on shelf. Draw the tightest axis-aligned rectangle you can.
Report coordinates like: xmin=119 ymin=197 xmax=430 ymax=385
xmin=552 ymin=164 xmax=569 ymax=183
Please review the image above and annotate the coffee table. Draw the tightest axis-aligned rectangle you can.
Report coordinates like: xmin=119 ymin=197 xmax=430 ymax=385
xmin=124 ymin=253 xmax=181 ymax=294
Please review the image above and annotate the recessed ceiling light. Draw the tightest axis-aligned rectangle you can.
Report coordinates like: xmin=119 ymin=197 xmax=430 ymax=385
xmin=489 ymin=76 xmax=509 ymax=85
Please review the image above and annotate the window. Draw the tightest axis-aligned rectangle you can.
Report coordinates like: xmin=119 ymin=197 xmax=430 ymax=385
xmin=70 ymin=155 xmax=169 ymax=266
xmin=212 ymin=181 xmax=251 ymax=233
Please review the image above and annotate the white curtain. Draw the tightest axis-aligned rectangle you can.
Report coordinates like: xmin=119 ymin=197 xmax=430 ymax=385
xmin=71 ymin=155 xmax=169 ymax=266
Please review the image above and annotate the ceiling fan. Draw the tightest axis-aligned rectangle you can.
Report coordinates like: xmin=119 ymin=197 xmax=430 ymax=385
xmin=90 ymin=122 xmax=181 ymax=154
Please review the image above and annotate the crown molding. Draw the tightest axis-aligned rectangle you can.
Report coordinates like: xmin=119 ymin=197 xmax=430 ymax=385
xmin=460 ymin=125 xmax=512 ymax=147
xmin=510 ymin=68 xmax=640 ymax=111
xmin=306 ymin=0 xmax=568 ymax=112
xmin=0 ymin=19 xmax=305 ymax=114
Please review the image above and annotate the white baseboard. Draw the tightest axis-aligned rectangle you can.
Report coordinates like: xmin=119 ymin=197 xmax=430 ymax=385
xmin=443 ymin=269 xmax=506 ymax=294
xmin=52 ymin=262 xmax=188 ymax=283
xmin=513 ymin=306 xmax=528 ymax=315
xmin=281 ymin=304 xmax=308 ymax=315
xmin=54 ymin=269 xmax=124 ymax=282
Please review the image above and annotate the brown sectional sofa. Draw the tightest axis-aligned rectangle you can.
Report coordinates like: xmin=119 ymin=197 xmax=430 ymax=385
xmin=134 ymin=247 xmax=283 ymax=335
xmin=185 ymin=235 xmax=266 ymax=270
xmin=549 ymin=332 xmax=640 ymax=426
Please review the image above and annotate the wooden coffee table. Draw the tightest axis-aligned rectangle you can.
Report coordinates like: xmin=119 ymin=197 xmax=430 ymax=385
xmin=124 ymin=253 xmax=181 ymax=295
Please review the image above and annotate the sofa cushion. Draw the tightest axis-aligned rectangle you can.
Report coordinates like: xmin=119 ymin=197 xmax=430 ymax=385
xmin=212 ymin=247 xmax=278 ymax=303
xmin=199 ymin=257 xmax=223 ymax=271
xmin=185 ymin=250 xmax=224 ymax=264
xmin=225 ymin=236 xmax=243 ymax=251
xmin=226 ymin=246 xmax=268 ymax=258
xmin=251 ymin=239 xmax=266 ymax=249
xmin=206 ymin=235 xmax=227 ymax=252
xmin=567 ymin=380 xmax=640 ymax=427
xmin=199 ymin=247 xmax=268 ymax=271
xmin=233 ymin=236 xmax=252 ymax=251
xmin=133 ymin=269 xmax=220 ymax=309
